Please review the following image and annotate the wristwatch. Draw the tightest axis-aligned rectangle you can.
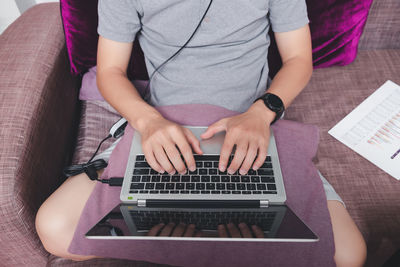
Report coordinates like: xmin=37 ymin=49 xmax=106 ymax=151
xmin=254 ymin=93 xmax=285 ymax=125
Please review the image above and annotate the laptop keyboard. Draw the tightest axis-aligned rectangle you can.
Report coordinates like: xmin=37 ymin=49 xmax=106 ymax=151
xmin=129 ymin=154 xmax=278 ymax=195
xmin=130 ymin=209 xmax=277 ymax=232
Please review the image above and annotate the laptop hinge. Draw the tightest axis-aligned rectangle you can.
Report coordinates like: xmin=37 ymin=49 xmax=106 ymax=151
xmin=260 ymin=200 xmax=269 ymax=208
xmin=137 ymin=199 xmax=146 ymax=207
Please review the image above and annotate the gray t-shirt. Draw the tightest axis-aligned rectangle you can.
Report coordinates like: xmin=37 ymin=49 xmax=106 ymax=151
xmin=98 ymin=0 xmax=309 ymax=112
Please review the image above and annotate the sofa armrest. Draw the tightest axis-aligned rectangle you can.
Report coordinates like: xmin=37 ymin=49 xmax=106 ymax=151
xmin=0 ymin=3 xmax=79 ymax=265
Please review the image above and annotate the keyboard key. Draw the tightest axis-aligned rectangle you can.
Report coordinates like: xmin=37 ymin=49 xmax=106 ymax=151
xmin=186 ymin=183 xmax=195 ymax=190
xmin=211 ymin=176 xmax=220 ymax=182
xmin=150 ymin=190 xmax=159 ymax=194
xmin=139 ymin=190 xmax=149 ymax=193
xmin=176 ymin=183 xmax=185 ymax=189
xmin=199 ymin=155 xmax=219 ymax=161
xmin=219 ymin=170 xmax=228 ymax=175
xmin=131 ymin=183 xmax=144 ymax=189
xmin=251 ymin=176 xmax=260 ymax=183
xmin=222 ymin=191 xmax=231 ymax=194
xmin=166 ymin=183 xmax=175 ymax=189
xmin=160 ymin=190 xmax=169 ymax=194
xmin=155 ymin=183 xmax=165 ymax=189
xmin=257 ymin=184 xmax=266 ymax=190
xmin=196 ymin=183 xmax=205 ymax=190
xmin=267 ymin=184 xmax=277 ymax=191
xmin=196 ymin=162 xmax=203 ymax=168
xmin=141 ymin=175 xmax=150 ymax=182
xmin=241 ymin=176 xmax=250 ymax=183
xmin=132 ymin=176 xmax=141 ymax=182
xmin=263 ymin=191 xmax=277 ymax=194
xmin=211 ymin=191 xmax=221 ymax=194
xmin=258 ymin=169 xmax=274 ymax=175
xmin=172 ymin=175 xmax=180 ymax=182
xmin=227 ymin=183 xmax=236 ymax=190
xmin=201 ymin=176 xmax=210 ymax=182
xmin=188 ymin=169 xmax=198 ymax=175
xmin=221 ymin=176 xmax=230 ymax=182
xmin=190 ymin=190 xmax=200 ymax=194
xmin=151 ymin=176 xmax=161 ymax=182
xmin=246 ymin=184 xmax=256 ymax=191
xmin=199 ymin=169 xmax=207 ymax=175
xmin=204 ymin=162 xmax=212 ymax=167
xmin=129 ymin=190 xmax=139 ymax=194
xmin=169 ymin=191 xmax=179 ymax=194
xmin=213 ymin=162 xmax=219 ymax=168
xmin=209 ymin=169 xmax=218 ymax=175
xmin=136 ymin=155 xmax=145 ymax=161
xmin=150 ymin=169 xmax=159 ymax=174
xmin=216 ymin=183 xmax=225 ymax=190
xmin=242 ymin=191 xmax=251 ymax=194
xmin=206 ymin=183 xmax=215 ymax=190
xmin=266 ymin=156 xmax=272 ymax=162
xmin=261 ymin=176 xmax=275 ymax=183
xmin=145 ymin=183 xmax=155 ymax=189
xmin=231 ymin=176 xmax=240 ymax=182
xmin=232 ymin=191 xmax=241 ymax=194
xmin=237 ymin=183 xmax=246 ymax=190
xmin=191 ymin=176 xmax=200 ymax=182
xmin=181 ymin=175 xmax=190 ymax=182
xmin=180 ymin=190 xmax=189 ymax=194
xmin=162 ymin=176 xmax=170 ymax=182
xmin=133 ymin=169 xmax=149 ymax=175
xmin=248 ymin=169 xmax=256 ymax=175
xmin=261 ymin=162 xmax=272 ymax=168
xmin=134 ymin=161 xmax=149 ymax=168
xmin=201 ymin=191 xmax=210 ymax=194
xmin=252 ymin=191 xmax=262 ymax=194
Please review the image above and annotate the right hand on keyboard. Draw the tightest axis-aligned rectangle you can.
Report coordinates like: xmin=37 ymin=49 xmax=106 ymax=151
xmin=138 ymin=116 xmax=203 ymax=175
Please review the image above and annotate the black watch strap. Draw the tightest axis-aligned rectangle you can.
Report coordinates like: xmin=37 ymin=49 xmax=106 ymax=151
xmin=254 ymin=93 xmax=285 ymax=125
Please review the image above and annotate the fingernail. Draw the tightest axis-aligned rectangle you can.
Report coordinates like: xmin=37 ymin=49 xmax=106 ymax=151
xmin=239 ymin=169 xmax=246 ymax=175
xmin=227 ymin=169 xmax=234 ymax=174
xmin=189 ymin=166 xmax=196 ymax=172
xmin=159 ymin=169 xmax=165 ymax=174
xmin=253 ymin=166 xmax=259 ymax=171
xmin=169 ymin=171 xmax=176 ymax=175
xmin=219 ymin=165 xmax=225 ymax=171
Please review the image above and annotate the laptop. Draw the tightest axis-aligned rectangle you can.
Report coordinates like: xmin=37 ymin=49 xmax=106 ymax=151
xmin=86 ymin=126 xmax=318 ymax=241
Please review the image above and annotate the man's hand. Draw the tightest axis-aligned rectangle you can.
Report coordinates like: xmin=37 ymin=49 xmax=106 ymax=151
xmin=201 ymin=101 xmax=275 ymax=175
xmin=139 ymin=115 xmax=203 ymax=175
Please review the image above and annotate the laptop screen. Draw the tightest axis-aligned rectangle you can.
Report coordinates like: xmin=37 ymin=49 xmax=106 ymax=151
xmin=86 ymin=204 xmax=318 ymax=242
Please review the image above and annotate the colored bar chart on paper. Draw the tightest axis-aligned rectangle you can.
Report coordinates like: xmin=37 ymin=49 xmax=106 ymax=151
xmin=329 ymin=80 xmax=400 ymax=180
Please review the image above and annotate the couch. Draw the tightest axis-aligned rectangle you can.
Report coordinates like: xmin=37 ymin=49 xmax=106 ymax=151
xmin=0 ymin=1 xmax=399 ymax=266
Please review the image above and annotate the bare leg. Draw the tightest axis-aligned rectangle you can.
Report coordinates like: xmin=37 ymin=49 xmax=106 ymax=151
xmin=35 ymin=172 xmax=101 ymax=261
xmin=327 ymin=200 xmax=367 ymax=267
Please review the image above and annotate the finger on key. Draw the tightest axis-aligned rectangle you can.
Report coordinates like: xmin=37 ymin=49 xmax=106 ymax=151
xmin=252 ymin=144 xmax=268 ymax=171
xmin=239 ymin=143 xmax=257 ymax=175
xmin=153 ymin=145 xmax=175 ymax=175
xmin=227 ymin=143 xmax=248 ymax=174
xmin=219 ymin=136 xmax=234 ymax=172
xmin=164 ymin=142 xmax=186 ymax=174
xmin=175 ymin=136 xmax=196 ymax=172
xmin=142 ymin=145 xmax=164 ymax=173
xmin=159 ymin=222 xmax=175 ymax=236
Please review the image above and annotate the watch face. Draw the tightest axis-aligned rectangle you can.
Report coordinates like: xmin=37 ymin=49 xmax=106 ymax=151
xmin=266 ymin=93 xmax=284 ymax=112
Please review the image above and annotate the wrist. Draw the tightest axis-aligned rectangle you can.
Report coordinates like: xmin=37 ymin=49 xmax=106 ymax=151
xmin=129 ymin=107 xmax=163 ymax=133
xmin=249 ymin=100 xmax=276 ymax=125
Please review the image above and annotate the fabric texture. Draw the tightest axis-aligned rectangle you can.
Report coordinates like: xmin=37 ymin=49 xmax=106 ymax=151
xmin=98 ymin=0 xmax=308 ymax=112
xmin=284 ymin=48 xmax=400 ymax=267
xmin=358 ymin=0 xmax=400 ymax=50
xmin=0 ymin=3 xmax=79 ymax=266
xmin=61 ymin=0 xmax=373 ymax=78
xmin=68 ymin=104 xmax=335 ymax=267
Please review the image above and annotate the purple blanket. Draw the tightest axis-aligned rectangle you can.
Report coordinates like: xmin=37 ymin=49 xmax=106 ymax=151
xmin=68 ymin=104 xmax=335 ymax=267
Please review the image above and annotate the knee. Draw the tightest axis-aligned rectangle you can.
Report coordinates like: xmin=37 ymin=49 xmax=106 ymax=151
xmin=35 ymin=200 xmax=72 ymax=256
xmin=334 ymin=235 xmax=367 ymax=267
